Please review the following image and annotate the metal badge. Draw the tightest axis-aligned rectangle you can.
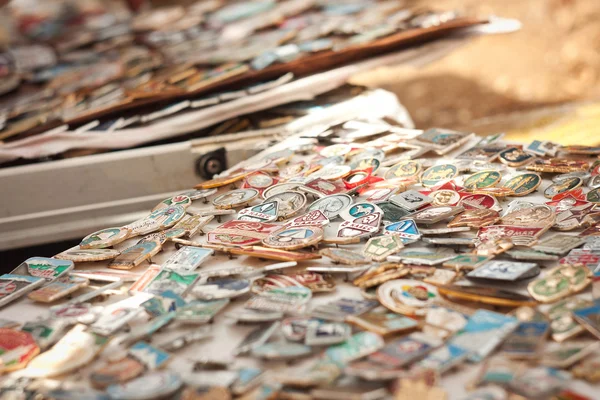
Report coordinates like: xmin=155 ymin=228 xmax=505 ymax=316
xmin=108 ymin=240 xmax=162 ymax=270
xmin=426 ymin=188 xmax=462 ymax=206
xmin=384 ymin=160 xmax=422 ymax=180
xmin=544 ymin=177 xmax=583 ymax=199
xmin=174 ymin=215 xmax=214 ymax=237
xmin=178 ymin=188 xmax=218 ymax=201
xmin=528 ymin=264 xmax=590 ymax=303
xmin=263 ymin=191 xmax=307 ymax=220
xmin=377 ymin=279 xmax=439 ymax=315
xmin=463 ymin=170 xmax=501 ymax=190
xmin=28 ymin=276 xmax=89 ymax=303
xmin=245 ymin=286 xmax=312 ymax=315
xmin=195 ymin=172 xmax=252 ymax=190
xmin=364 ymin=187 xmax=400 ymax=204
xmin=238 ymin=201 xmax=279 ymax=222
xmin=305 ymin=165 xmax=351 ymax=181
xmin=447 ymin=208 xmax=500 ymax=228
xmin=526 ymin=158 xmax=590 ymax=173
xmin=252 ymin=342 xmax=313 ymax=360
xmin=285 ymin=210 xmax=330 ymax=228
xmin=212 ymin=188 xmax=259 ymax=209
xmin=319 ymin=248 xmax=369 ymax=265
xmin=459 ymin=193 xmax=500 ymax=211
xmin=324 ymin=332 xmax=385 ymax=365
xmin=311 ymin=298 xmax=378 ymax=322
xmin=262 ymin=226 xmax=323 ymax=250
xmin=467 ymin=261 xmax=539 ymax=281
xmin=503 ymin=173 xmax=542 ymax=196
xmin=377 ymin=201 xmax=412 ymax=222
xmin=442 ymin=254 xmax=491 ymax=271
xmin=339 ymin=201 xmax=382 ymax=221
xmin=346 ymin=306 xmax=418 ymax=336
xmin=242 ymin=171 xmax=277 ymax=195
xmin=547 ymin=298 xmax=592 ymax=342
xmin=302 ymin=178 xmax=347 ymax=197
xmin=227 ymin=246 xmax=322 ymax=262
xmin=363 ymin=235 xmax=404 ymax=262
xmin=501 ymin=204 xmax=556 ymax=228
xmin=262 ymin=183 xmax=303 ymax=199
xmin=319 ymin=144 xmax=352 ymax=158
xmin=532 ymin=234 xmax=585 ymax=255
xmin=163 ymin=246 xmax=214 ymax=271
xmin=499 ymin=147 xmax=535 ymax=167
xmin=392 ymin=247 xmax=455 ymax=266
xmin=337 ymin=212 xmax=382 ymax=238
xmin=349 ymin=157 xmax=380 ymax=173
xmin=79 ymin=227 xmax=130 ymax=249
xmin=572 ymin=353 xmax=600 ymax=383
xmin=410 ymin=205 xmax=464 ymax=224
xmin=0 ymin=274 xmax=44 ymax=307
xmin=192 ymin=278 xmax=250 ymax=300
xmin=506 ymin=250 xmax=559 ymax=261
xmin=11 ymin=257 xmax=73 ymax=282
xmin=106 ymin=371 xmax=182 ymax=400
xmin=225 ymin=308 xmax=283 ymax=324
xmin=554 ymin=202 xmax=600 ymax=231
xmin=390 ymin=190 xmax=432 ymax=211
xmin=308 ymin=194 xmax=353 ymax=219
xmin=450 ymin=309 xmax=519 ymax=362
xmin=0 ymin=329 xmax=39 ymax=373
xmin=152 ymin=194 xmax=192 ymax=211
xmin=420 ymin=164 xmax=458 ymax=187
xmin=282 ymin=317 xmax=322 ymax=342
xmin=587 ymin=187 xmax=600 ymax=203
xmin=175 ymin=299 xmax=229 ymax=325
xmin=90 ymin=356 xmax=146 ymax=389
xmin=305 ymin=322 xmax=351 ymax=346
xmin=208 ymin=220 xmax=281 ymax=246
xmin=420 ymin=226 xmax=470 ymax=235
xmin=573 ymin=303 xmax=600 ymax=340
xmin=144 ymin=268 xmax=200 ymax=297
xmin=383 ymin=219 xmax=421 ymax=243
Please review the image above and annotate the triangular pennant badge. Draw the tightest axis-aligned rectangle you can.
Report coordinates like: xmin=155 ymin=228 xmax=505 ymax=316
xmin=238 ymin=201 xmax=279 ymax=222
xmin=383 ymin=219 xmax=421 ymax=243
xmin=337 ymin=212 xmax=382 ymax=238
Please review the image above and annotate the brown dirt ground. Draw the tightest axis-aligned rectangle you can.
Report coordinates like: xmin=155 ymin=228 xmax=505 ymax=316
xmin=352 ymin=0 xmax=600 ymax=131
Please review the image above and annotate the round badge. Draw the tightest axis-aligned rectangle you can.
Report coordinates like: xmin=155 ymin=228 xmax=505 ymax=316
xmin=264 ymin=191 xmax=307 ymax=220
xmin=544 ymin=177 xmax=583 ymax=199
xmin=385 ymin=160 xmax=422 ymax=180
xmin=79 ymin=227 xmax=130 ymax=249
xmin=152 ymin=195 xmax=191 ymax=211
xmin=279 ymin=162 xmax=309 ymax=180
xmin=349 ymin=157 xmax=380 ymax=173
xmin=420 ymin=164 xmax=458 ymax=187
xmin=501 ymin=204 xmax=555 ymax=227
xmin=178 ymin=188 xmax=217 ymax=200
xmin=504 ymin=173 xmax=542 ymax=196
xmin=0 ymin=329 xmax=39 ymax=373
xmin=212 ymin=189 xmax=259 ymax=209
xmin=262 ymin=183 xmax=303 ymax=199
xmin=463 ymin=170 xmax=501 ymax=190
xmin=244 ymin=172 xmax=275 ymax=190
xmin=146 ymin=205 xmax=186 ymax=228
xmin=262 ymin=226 xmax=323 ymax=250
xmin=319 ymin=144 xmax=352 ymax=158
xmin=339 ymin=202 xmax=382 ymax=221
xmin=192 ymin=278 xmax=251 ymax=300
xmin=377 ymin=279 xmax=439 ymax=314
xmin=458 ymin=194 xmax=499 ymax=210
xmin=107 ymin=371 xmax=182 ymax=400
xmin=587 ymin=187 xmax=600 ymax=203
xmin=305 ymin=165 xmax=351 ymax=181
xmin=589 ymin=175 xmax=600 ymax=189
xmin=429 ymin=189 xmax=461 ymax=206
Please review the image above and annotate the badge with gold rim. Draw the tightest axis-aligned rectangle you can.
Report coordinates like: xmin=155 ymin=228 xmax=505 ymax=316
xmin=463 ymin=170 xmax=501 ymax=190
xmin=420 ymin=164 xmax=458 ymax=187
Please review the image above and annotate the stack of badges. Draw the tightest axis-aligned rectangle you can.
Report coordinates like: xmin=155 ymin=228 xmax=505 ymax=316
xmin=4 ymin=67 xmax=600 ymax=400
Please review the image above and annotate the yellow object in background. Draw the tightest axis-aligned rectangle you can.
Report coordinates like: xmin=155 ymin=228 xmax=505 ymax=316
xmin=503 ymin=103 xmax=600 ymax=146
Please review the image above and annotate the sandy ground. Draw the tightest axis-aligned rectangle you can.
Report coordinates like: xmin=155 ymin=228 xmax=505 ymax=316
xmin=353 ymin=0 xmax=600 ymax=132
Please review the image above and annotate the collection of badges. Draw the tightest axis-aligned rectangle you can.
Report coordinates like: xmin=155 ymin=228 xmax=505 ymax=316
xmin=3 ymin=92 xmax=600 ymax=398
xmin=0 ymin=0 xmax=469 ymax=144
